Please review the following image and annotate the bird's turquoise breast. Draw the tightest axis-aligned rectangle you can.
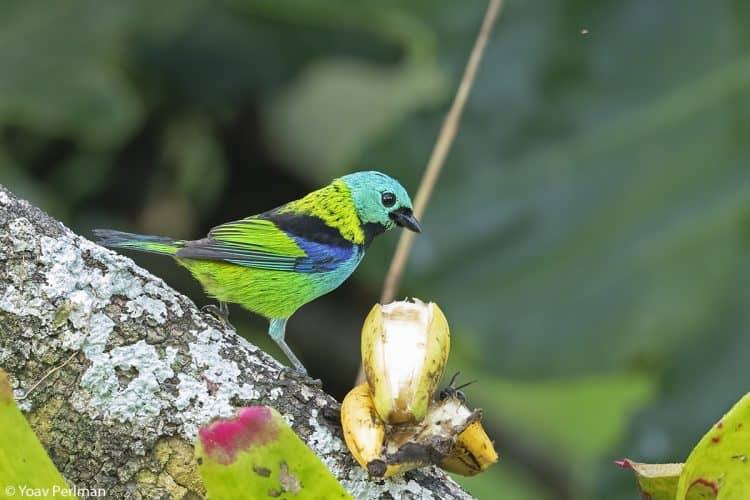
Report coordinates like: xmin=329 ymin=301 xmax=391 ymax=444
xmin=177 ymin=246 xmax=365 ymax=319
xmin=304 ymin=244 xmax=365 ymax=297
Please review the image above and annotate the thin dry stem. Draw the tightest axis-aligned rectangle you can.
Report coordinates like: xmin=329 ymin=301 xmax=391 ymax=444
xmin=357 ymin=0 xmax=503 ymax=384
xmin=380 ymin=0 xmax=503 ymax=304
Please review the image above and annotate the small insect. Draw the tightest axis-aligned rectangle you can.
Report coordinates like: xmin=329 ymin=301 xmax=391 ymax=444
xmin=437 ymin=372 xmax=478 ymax=404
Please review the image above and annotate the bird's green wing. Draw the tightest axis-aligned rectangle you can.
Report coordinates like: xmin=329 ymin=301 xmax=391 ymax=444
xmin=175 ymin=217 xmax=307 ymax=271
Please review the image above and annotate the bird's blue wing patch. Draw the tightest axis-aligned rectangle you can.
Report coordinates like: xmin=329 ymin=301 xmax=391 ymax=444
xmin=291 ymin=237 xmax=355 ymax=272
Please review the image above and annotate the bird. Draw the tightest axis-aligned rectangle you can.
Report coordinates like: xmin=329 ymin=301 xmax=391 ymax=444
xmin=93 ymin=171 xmax=421 ymax=376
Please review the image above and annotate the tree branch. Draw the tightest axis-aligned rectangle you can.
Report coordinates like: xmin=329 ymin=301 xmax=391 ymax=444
xmin=0 ymin=185 xmax=472 ymax=499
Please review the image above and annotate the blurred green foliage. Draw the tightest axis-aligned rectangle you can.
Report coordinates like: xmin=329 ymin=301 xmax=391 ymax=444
xmin=3 ymin=0 xmax=750 ymax=498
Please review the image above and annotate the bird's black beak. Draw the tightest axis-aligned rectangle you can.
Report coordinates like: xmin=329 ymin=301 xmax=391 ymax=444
xmin=389 ymin=207 xmax=422 ymax=233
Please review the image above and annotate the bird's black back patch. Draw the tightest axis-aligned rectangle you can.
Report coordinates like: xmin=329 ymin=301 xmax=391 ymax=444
xmin=261 ymin=211 xmax=353 ymax=248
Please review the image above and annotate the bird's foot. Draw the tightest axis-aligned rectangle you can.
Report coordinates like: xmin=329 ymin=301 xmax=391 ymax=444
xmin=283 ymin=366 xmax=323 ymax=388
xmin=201 ymin=302 xmax=230 ymax=324
xmin=268 ymin=319 xmax=322 ymax=387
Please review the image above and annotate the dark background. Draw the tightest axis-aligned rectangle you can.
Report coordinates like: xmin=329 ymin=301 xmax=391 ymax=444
xmin=3 ymin=1 xmax=750 ymax=498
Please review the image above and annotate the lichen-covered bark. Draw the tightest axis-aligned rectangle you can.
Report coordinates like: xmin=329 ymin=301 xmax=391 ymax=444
xmin=0 ymin=185 xmax=472 ymax=500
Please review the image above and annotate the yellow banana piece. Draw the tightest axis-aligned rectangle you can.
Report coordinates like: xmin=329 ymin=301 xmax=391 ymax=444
xmin=439 ymin=419 xmax=498 ymax=476
xmin=341 ymin=383 xmax=389 ymax=475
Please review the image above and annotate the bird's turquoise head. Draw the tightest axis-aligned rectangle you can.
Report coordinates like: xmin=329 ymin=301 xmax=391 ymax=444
xmin=340 ymin=171 xmax=421 ymax=235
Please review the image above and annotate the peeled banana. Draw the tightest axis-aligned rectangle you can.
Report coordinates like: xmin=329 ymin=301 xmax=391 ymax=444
xmin=361 ymin=299 xmax=450 ymax=424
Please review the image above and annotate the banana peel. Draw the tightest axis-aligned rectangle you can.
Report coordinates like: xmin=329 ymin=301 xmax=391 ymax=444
xmin=340 ymin=383 xmax=388 ymax=475
xmin=341 ymin=385 xmax=497 ymax=478
xmin=439 ymin=420 xmax=498 ymax=476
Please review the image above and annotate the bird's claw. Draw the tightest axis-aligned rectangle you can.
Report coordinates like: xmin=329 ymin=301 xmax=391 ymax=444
xmin=201 ymin=302 xmax=230 ymax=324
xmin=283 ymin=367 xmax=322 ymax=388
xmin=308 ymin=377 xmax=323 ymax=388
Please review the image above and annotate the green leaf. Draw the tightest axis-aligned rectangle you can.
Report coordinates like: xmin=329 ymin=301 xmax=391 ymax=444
xmin=0 ymin=369 xmax=73 ymax=497
xmin=196 ymin=406 xmax=351 ymax=500
xmin=675 ymin=392 xmax=750 ymax=499
xmin=615 ymin=459 xmax=682 ymax=500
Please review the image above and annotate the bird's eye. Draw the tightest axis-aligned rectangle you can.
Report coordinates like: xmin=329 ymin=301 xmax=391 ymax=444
xmin=381 ymin=192 xmax=396 ymax=208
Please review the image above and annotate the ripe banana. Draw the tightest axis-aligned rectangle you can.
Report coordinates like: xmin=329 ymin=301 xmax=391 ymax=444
xmin=361 ymin=299 xmax=450 ymax=424
xmin=344 ymin=299 xmax=497 ymax=479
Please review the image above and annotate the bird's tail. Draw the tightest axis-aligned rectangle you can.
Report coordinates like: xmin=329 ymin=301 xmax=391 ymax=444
xmin=92 ymin=229 xmax=184 ymax=256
